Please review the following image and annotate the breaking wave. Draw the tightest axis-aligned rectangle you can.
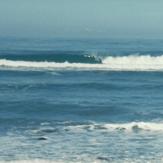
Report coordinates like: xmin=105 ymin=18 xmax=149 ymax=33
xmin=67 ymin=122 xmax=163 ymax=132
xmin=1 ymin=55 xmax=163 ymax=71
xmin=0 ymin=53 xmax=101 ymax=64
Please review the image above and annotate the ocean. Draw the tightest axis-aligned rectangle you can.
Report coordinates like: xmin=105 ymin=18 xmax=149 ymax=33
xmin=0 ymin=38 xmax=163 ymax=163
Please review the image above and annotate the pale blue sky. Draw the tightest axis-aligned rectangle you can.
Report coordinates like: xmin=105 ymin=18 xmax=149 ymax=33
xmin=0 ymin=0 xmax=163 ymax=39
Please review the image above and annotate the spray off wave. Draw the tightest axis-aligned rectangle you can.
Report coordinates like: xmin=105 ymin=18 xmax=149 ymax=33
xmin=1 ymin=55 xmax=163 ymax=71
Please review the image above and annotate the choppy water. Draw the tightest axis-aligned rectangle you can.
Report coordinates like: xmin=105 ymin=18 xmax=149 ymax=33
xmin=0 ymin=38 xmax=163 ymax=163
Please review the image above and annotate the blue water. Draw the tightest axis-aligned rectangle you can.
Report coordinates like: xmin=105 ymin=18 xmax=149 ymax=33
xmin=0 ymin=38 xmax=163 ymax=162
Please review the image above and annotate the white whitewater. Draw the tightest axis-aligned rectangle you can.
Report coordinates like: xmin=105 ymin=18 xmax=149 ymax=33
xmin=68 ymin=122 xmax=163 ymax=132
xmin=0 ymin=55 xmax=163 ymax=71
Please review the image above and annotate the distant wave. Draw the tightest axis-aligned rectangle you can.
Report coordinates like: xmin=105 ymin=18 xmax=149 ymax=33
xmin=1 ymin=55 xmax=163 ymax=71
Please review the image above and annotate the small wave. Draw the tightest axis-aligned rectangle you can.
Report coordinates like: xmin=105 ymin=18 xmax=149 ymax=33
xmin=0 ymin=160 xmax=61 ymax=163
xmin=0 ymin=160 xmax=101 ymax=163
xmin=67 ymin=122 xmax=163 ymax=132
xmin=1 ymin=158 xmax=163 ymax=163
xmin=1 ymin=55 xmax=163 ymax=71
xmin=0 ymin=159 xmax=137 ymax=163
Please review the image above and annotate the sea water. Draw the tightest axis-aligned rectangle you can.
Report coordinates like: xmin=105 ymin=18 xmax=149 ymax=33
xmin=0 ymin=38 xmax=163 ymax=163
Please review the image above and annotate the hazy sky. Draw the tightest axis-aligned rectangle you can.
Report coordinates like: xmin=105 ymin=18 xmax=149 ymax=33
xmin=0 ymin=0 xmax=163 ymax=39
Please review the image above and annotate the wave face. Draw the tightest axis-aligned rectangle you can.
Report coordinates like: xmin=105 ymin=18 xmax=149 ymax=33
xmin=1 ymin=55 xmax=163 ymax=71
xmin=0 ymin=53 xmax=101 ymax=63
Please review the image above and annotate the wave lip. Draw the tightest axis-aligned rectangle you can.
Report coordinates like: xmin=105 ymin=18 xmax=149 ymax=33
xmin=1 ymin=55 xmax=163 ymax=71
